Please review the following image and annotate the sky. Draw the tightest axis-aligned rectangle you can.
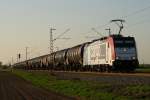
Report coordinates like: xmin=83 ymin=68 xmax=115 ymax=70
xmin=0 ymin=0 xmax=150 ymax=64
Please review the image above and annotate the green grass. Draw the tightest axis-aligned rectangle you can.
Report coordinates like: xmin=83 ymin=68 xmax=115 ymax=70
xmin=136 ymin=66 xmax=150 ymax=73
xmin=124 ymin=85 xmax=150 ymax=100
xmin=12 ymin=70 xmax=150 ymax=100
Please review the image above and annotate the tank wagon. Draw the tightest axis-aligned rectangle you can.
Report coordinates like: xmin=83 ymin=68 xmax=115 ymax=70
xmin=66 ymin=43 xmax=89 ymax=71
xmin=54 ymin=49 xmax=67 ymax=70
xmin=13 ymin=20 xmax=139 ymax=72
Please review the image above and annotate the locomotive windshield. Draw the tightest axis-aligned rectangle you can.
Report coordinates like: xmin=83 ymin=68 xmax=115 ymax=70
xmin=114 ymin=37 xmax=137 ymax=61
xmin=114 ymin=37 xmax=135 ymax=48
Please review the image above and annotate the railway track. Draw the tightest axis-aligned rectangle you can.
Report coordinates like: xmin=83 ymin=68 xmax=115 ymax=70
xmin=42 ymin=71 xmax=150 ymax=85
xmin=29 ymin=70 xmax=150 ymax=77
xmin=62 ymin=71 xmax=150 ymax=76
xmin=17 ymin=69 xmax=150 ymax=85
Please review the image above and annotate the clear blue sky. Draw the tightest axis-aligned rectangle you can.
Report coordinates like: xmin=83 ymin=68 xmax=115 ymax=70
xmin=0 ymin=0 xmax=150 ymax=64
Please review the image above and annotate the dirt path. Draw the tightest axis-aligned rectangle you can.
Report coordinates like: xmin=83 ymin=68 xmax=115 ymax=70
xmin=0 ymin=71 xmax=75 ymax=100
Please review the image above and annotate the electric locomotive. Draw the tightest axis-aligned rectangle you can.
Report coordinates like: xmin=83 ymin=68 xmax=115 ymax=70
xmin=83 ymin=20 xmax=139 ymax=71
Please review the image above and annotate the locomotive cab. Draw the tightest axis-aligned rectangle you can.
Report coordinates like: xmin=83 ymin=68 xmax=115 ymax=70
xmin=112 ymin=35 xmax=139 ymax=70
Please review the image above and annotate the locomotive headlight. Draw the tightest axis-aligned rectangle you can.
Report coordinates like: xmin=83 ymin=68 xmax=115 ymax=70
xmin=116 ymin=56 xmax=119 ymax=60
xmin=132 ymin=57 xmax=136 ymax=60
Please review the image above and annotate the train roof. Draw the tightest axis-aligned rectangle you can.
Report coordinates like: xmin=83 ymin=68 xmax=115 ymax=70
xmin=91 ymin=34 xmax=134 ymax=42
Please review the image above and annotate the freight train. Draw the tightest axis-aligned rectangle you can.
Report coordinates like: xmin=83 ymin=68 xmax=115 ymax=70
xmin=14 ymin=20 xmax=139 ymax=72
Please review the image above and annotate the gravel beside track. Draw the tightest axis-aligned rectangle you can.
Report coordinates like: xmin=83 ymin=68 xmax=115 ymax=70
xmin=0 ymin=71 xmax=75 ymax=100
xmin=51 ymin=71 xmax=150 ymax=85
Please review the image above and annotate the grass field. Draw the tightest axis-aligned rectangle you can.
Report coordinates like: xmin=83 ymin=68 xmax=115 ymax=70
xmin=136 ymin=65 xmax=150 ymax=73
xmin=12 ymin=70 xmax=150 ymax=100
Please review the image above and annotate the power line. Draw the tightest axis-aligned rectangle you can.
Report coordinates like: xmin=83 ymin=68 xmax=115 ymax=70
xmin=85 ymin=36 xmax=100 ymax=40
xmin=83 ymin=22 xmax=110 ymax=35
xmin=83 ymin=5 xmax=150 ymax=39
xmin=91 ymin=28 xmax=104 ymax=37
xmin=53 ymin=28 xmax=70 ymax=41
xmin=93 ymin=5 xmax=150 ymax=34
xmin=126 ymin=18 xmax=150 ymax=30
xmin=131 ymin=19 xmax=150 ymax=27
xmin=122 ymin=5 xmax=150 ymax=19
xmin=96 ymin=22 xmax=110 ymax=30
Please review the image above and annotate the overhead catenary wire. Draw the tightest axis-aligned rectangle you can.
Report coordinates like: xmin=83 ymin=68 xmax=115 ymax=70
xmin=85 ymin=36 xmax=99 ymax=39
xmin=102 ymin=5 xmax=150 ymax=35
xmin=84 ymin=5 xmax=150 ymax=36
xmin=53 ymin=28 xmax=70 ymax=41
xmin=82 ymin=22 xmax=110 ymax=40
xmin=122 ymin=5 xmax=150 ymax=19
xmin=94 ymin=5 xmax=149 ymax=28
xmin=125 ymin=18 xmax=150 ymax=32
xmin=82 ymin=22 xmax=110 ymax=35
xmin=82 ymin=5 xmax=150 ymax=39
xmin=91 ymin=28 xmax=104 ymax=37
